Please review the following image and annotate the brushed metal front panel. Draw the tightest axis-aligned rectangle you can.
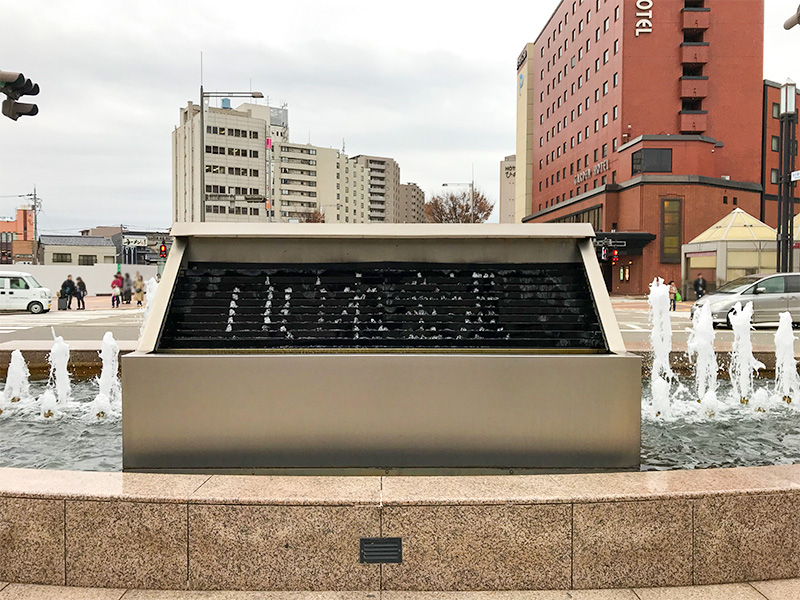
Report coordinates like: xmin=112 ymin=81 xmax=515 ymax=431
xmin=122 ymin=353 xmax=641 ymax=472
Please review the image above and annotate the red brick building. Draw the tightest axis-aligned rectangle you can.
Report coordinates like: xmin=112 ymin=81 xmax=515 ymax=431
xmin=517 ymin=0 xmax=798 ymax=294
xmin=0 ymin=207 xmax=36 ymax=264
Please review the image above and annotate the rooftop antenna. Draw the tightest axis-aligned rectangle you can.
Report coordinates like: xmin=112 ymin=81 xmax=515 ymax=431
xmin=343 ymin=138 xmax=346 ymax=153
xmin=200 ymin=51 xmax=203 ymax=87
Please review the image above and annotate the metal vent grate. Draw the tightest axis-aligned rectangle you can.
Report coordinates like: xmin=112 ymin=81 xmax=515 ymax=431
xmin=360 ymin=537 xmax=402 ymax=564
xmin=157 ymin=262 xmax=606 ymax=351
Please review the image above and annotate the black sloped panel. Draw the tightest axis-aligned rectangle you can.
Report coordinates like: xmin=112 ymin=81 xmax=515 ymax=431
xmin=157 ymin=262 xmax=607 ymax=351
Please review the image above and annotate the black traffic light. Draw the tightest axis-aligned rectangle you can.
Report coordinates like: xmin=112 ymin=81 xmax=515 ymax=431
xmin=601 ymin=247 xmax=608 ymax=261
xmin=159 ymin=244 xmax=167 ymax=258
xmin=611 ymin=249 xmax=620 ymax=264
xmin=0 ymin=71 xmax=39 ymax=121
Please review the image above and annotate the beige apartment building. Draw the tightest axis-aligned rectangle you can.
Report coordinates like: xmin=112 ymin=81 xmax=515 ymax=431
xmin=353 ymin=155 xmax=401 ymax=223
xmin=275 ymin=143 xmax=369 ymax=223
xmin=172 ymin=101 xmax=289 ymax=223
xmin=397 ymin=183 xmax=425 ymax=223
xmin=499 ymin=155 xmax=516 ymax=223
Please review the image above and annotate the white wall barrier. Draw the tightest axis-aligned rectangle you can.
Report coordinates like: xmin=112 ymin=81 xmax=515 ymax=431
xmin=0 ymin=264 xmax=160 ymax=297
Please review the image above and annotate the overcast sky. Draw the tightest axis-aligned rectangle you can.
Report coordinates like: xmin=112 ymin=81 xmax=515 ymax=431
xmin=1 ymin=0 xmax=799 ymax=233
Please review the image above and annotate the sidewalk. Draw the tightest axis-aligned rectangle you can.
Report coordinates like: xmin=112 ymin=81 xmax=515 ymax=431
xmin=1 ymin=580 xmax=798 ymax=598
xmin=53 ymin=295 xmax=146 ymax=312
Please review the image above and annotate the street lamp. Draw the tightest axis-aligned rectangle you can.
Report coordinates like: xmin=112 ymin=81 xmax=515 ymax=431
xmin=777 ymin=79 xmax=798 ymax=273
xmin=199 ymin=86 xmax=264 ymax=222
xmin=442 ymin=181 xmax=475 ymax=223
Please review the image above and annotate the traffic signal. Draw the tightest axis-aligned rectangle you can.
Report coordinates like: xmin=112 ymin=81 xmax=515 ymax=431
xmin=159 ymin=244 xmax=167 ymax=258
xmin=611 ymin=249 xmax=620 ymax=264
xmin=0 ymin=71 xmax=39 ymax=121
xmin=601 ymin=247 xmax=608 ymax=260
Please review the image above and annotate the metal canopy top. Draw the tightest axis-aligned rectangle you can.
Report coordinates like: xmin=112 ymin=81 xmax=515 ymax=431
xmin=169 ymin=222 xmax=597 ymax=241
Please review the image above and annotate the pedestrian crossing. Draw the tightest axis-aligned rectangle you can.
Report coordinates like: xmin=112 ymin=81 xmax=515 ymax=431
xmin=0 ymin=309 xmax=143 ymax=335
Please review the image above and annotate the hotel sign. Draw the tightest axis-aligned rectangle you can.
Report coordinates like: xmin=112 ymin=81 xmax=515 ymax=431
xmin=573 ymin=159 xmax=610 ymax=185
xmin=517 ymin=46 xmax=528 ymax=70
xmin=635 ymin=0 xmax=654 ymax=36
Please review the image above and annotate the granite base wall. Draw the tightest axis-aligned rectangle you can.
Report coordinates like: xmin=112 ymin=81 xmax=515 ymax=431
xmin=1 ymin=466 xmax=800 ymax=591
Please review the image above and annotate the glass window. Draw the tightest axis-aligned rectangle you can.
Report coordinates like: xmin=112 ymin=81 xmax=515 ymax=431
xmin=632 ymin=148 xmax=673 ymax=175
xmin=772 ymin=136 xmax=780 ymax=152
xmin=758 ymin=276 xmax=785 ymax=294
xmin=661 ymin=198 xmax=682 ymax=264
xmin=786 ymin=274 xmax=800 ymax=293
xmin=9 ymin=277 xmax=28 ymax=290
xmin=52 ymin=253 xmax=71 ymax=263
xmin=78 ymin=255 xmax=97 ymax=266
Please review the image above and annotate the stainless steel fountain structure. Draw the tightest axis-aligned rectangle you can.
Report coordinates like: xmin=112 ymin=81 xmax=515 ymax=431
xmin=123 ymin=223 xmax=641 ymax=473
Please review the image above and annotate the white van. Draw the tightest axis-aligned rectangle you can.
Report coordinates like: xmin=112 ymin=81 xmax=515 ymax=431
xmin=0 ymin=272 xmax=51 ymax=313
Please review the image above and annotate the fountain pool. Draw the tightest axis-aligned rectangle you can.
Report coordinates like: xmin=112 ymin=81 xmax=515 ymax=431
xmin=0 ymin=375 xmax=798 ymax=472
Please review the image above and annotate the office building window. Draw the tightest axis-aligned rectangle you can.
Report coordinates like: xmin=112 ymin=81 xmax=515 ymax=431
xmin=771 ymin=169 xmax=779 ymax=184
xmin=773 ymin=103 xmax=780 ymax=119
xmin=772 ymin=135 xmax=780 ymax=152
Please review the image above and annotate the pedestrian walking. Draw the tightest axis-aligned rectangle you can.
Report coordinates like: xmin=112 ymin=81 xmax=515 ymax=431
xmin=668 ymin=280 xmax=677 ymax=311
xmin=75 ymin=277 xmax=87 ymax=310
xmin=693 ymin=273 xmax=707 ymax=300
xmin=111 ymin=272 xmax=123 ymax=308
xmin=122 ymin=273 xmax=133 ymax=305
xmin=60 ymin=275 xmax=76 ymax=310
xmin=133 ymin=274 xmax=145 ymax=307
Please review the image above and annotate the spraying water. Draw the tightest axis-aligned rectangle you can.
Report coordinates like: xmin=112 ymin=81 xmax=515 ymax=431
xmin=648 ymin=278 xmax=674 ymax=417
xmin=686 ymin=302 xmax=718 ymax=403
xmin=139 ymin=277 xmax=160 ymax=337
xmin=774 ymin=312 xmax=799 ymax=405
xmin=39 ymin=389 xmax=58 ymax=419
xmin=91 ymin=332 xmax=121 ymax=418
xmin=48 ymin=328 xmax=71 ymax=404
xmin=728 ymin=302 xmax=764 ymax=404
xmin=3 ymin=349 xmax=31 ymax=407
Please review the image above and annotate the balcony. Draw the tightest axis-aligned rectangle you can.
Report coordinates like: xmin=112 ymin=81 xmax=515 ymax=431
xmin=679 ymin=111 xmax=708 ymax=134
xmin=681 ymin=42 xmax=709 ymax=64
xmin=680 ymin=77 xmax=709 ymax=98
xmin=682 ymin=8 xmax=710 ymax=30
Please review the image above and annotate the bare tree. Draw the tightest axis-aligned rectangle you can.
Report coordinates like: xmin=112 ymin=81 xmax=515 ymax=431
xmin=425 ymin=188 xmax=494 ymax=223
xmin=303 ymin=209 xmax=326 ymax=223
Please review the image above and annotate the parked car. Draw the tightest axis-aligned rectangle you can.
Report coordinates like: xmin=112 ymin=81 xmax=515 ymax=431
xmin=690 ymin=273 xmax=800 ymax=327
xmin=0 ymin=271 xmax=51 ymax=313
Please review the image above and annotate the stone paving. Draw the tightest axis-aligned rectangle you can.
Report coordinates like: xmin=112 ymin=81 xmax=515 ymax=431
xmin=1 ymin=581 xmax=799 ymax=599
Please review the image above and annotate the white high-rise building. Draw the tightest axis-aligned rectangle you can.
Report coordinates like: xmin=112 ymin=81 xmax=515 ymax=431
xmin=174 ymin=101 xmax=411 ymax=224
xmin=172 ymin=101 xmax=288 ymax=223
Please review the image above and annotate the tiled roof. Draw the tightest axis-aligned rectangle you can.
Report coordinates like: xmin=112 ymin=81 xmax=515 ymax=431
xmin=39 ymin=235 xmax=116 ymax=247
